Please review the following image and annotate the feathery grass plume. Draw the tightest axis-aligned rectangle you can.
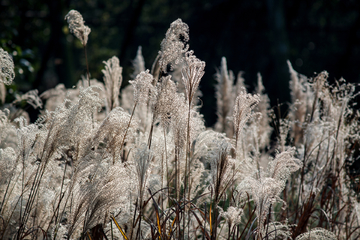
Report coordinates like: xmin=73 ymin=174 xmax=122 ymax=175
xmin=192 ymin=130 xmax=229 ymax=159
xmin=159 ymin=18 xmax=189 ymax=73
xmin=186 ymin=157 xmax=206 ymax=201
xmin=15 ymin=116 xmax=44 ymax=164
xmin=170 ymin=60 xmax=204 ymax=106
xmin=278 ymin=119 xmax=291 ymax=152
xmin=102 ymin=56 xmax=123 ymax=112
xmin=237 ymin=148 xmax=300 ymax=238
xmin=210 ymin=140 xmax=236 ymax=203
xmin=0 ymin=111 xmax=18 ymax=225
xmin=238 ymin=177 xmax=282 ymax=238
xmin=65 ymin=9 xmax=91 ymax=86
xmin=310 ymin=71 xmax=328 ymax=119
xmin=168 ymin=93 xmax=189 ymax=197
xmin=119 ymin=50 xmax=146 ymax=112
xmin=67 ymin=161 xmax=100 ymax=238
xmin=300 ymin=118 xmax=331 ymax=174
xmin=234 ymin=71 xmax=246 ymax=97
xmin=28 ymin=169 xmax=60 ymax=235
xmin=13 ymin=89 xmax=43 ymax=109
xmin=218 ymin=206 xmax=243 ymax=229
xmin=0 ymin=147 xmax=16 ymax=186
xmin=263 ymin=221 xmax=292 ymax=240
xmin=178 ymin=49 xmax=204 ymax=203
xmin=68 ymin=159 xmax=134 ymax=238
xmin=0 ymin=109 xmax=17 ymax=149
xmin=64 ymin=10 xmax=91 ymax=46
xmin=185 ymin=130 xmax=225 ymax=202
xmin=355 ymin=201 xmax=360 ymax=226
xmin=129 ymin=70 xmax=157 ymax=106
xmin=1 ymin=116 xmax=50 ymax=238
xmin=128 ymin=70 xmax=157 ymax=139
xmin=0 ymin=48 xmax=15 ymax=85
xmin=233 ymin=90 xmax=260 ymax=157
xmin=267 ymin=148 xmax=301 ymax=190
xmin=208 ymin=140 xmax=238 ymax=239
xmin=41 ymin=84 xmax=68 ymax=112
xmin=181 ymin=50 xmax=205 ymax=105
xmin=92 ymin=107 xmax=137 ymax=163
xmin=214 ymin=57 xmax=235 ymax=137
xmin=131 ymin=46 xmax=146 ymax=79
xmin=41 ymin=78 xmax=106 ymax=117
xmin=119 ymin=85 xmax=134 ymax=112
xmin=134 ymin=144 xmax=153 ymax=203
xmin=168 ymin=94 xmax=187 ymax=153
xmin=297 ymin=77 xmax=353 ymax=176
xmin=84 ymin=163 xmax=133 ymax=235
xmin=284 ymin=73 xmax=360 ymax=239
xmin=160 ymin=21 xmax=205 ymax=205
xmin=241 ymin=115 xmax=265 ymax=172
xmin=149 ymin=85 xmax=175 ymax=195
xmin=254 ymin=73 xmax=272 ymax=150
xmin=46 ymin=86 xmax=102 ymax=164
xmin=294 ymin=228 xmax=336 ymax=240
xmin=153 ymin=75 xmax=181 ymax=129
xmin=8 ymin=90 xmax=42 ymax=122
xmin=142 ymin=127 xmax=166 ymax=187
xmin=287 ymin=60 xmax=310 ymax=145
xmin=170 ymin=98 xmax=205 ymax=176
xmin=131 ymin=143 xmax=153 ymax=239
xmin=0 ymin=146 xmax=17 ymax=225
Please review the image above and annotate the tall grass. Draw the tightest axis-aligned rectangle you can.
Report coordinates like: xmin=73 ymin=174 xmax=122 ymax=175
xmin=0 ymin=10 xmax=360 ymax=240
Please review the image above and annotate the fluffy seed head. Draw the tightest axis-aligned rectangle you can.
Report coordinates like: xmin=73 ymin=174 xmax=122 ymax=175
xmin=102 ymin=56 xmax=123 ymax=111
xmin=159 ymin=19 xmax=189 ymax=72
xmin=132 ymin=46 xmax=146 ymax=78
xmin=0 ymin=48 xmax=15 ymax=85
xmin=181 ymin=50 xmax=205 ymax=104
xmin=129 ymin=70 xmax=156 ymax=105
xmin=65 ymin=10 xmax=91 ymax=46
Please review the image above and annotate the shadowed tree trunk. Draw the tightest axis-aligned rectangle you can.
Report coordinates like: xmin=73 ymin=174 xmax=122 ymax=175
xmin=119 ymin=0 xmax=146 ymax=64
xmin=34 ymin=0 xmax=72 ymax=93
xmin=266 ymin=0 xmax=290 ymax=105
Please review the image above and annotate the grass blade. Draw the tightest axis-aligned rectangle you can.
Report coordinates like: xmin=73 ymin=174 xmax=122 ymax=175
xmin=111 ymin=215 xmax=129 ymax=240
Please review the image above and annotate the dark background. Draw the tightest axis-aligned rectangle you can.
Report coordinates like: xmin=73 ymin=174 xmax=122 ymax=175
xmin=2 ymin=0 xmax=360 ymax=126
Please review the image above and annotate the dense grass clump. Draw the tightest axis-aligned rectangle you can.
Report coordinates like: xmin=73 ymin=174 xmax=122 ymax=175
xmin=1 ymin=10 xmax=360 ymax=240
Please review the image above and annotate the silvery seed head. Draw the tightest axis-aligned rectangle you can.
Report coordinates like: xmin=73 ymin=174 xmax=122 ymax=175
xmin=65 ymin=10 xmax=91 ymax=46
xmin=0 ymin=48 xmax=15 ymax=85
